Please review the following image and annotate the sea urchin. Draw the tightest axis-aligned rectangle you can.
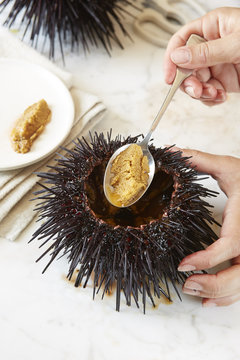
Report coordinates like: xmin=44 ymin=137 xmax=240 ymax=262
xmin=31 ymin=132 xmax=219 ymax=312
xmin=0 ymin=0 xmax=137 ymax=59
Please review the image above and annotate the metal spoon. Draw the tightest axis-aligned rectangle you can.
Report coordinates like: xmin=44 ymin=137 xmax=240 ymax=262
xmin=104 ymin=34 xmax=205 ymax=207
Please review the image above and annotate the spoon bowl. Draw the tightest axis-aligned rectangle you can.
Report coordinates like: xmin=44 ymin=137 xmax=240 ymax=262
xmin=103 ymin=139 xmax=155 ymax=208
xmin=103 ymin=34 xmax=206 ymax=208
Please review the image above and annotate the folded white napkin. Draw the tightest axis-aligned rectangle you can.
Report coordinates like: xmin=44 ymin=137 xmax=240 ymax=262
xmin=0 ymin=27 xmax=106 ymax=241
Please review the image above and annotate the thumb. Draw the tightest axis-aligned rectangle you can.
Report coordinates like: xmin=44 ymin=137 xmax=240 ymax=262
xmin=170 ymin=33 xmax=240 ymax=68
xmin=174 ymin=148 xmax=224 ymax=178
xmin=172 ymin=148 xmax=240 ymax=197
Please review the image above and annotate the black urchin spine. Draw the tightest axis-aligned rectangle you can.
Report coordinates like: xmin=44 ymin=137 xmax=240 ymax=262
xmin=0 ymin=0 xmax=138 ymax=59
xmin=30 ymin=132 xmax=219 ymax=312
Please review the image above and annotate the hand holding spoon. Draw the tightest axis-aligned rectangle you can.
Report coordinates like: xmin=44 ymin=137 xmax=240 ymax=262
xmin=104 ymin=34 xmax=205 ymax=208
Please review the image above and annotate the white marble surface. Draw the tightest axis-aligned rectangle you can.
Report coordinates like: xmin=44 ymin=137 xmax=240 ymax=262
xmin=1 ymin=1 xmax=240 ymax=359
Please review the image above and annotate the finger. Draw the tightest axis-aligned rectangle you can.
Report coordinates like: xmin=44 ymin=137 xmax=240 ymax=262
xmin=171 ymin=149 xmax=225 ymax=177
xmin=180 ymin=79 xmax=218 ymax=100
xmin=211 ymin=63 xmax=240 ymax=92
xmin=201 ymin=83 xmax=218 ymax=100
xmin=182 ymin=76 xmax=203 ymax=98
xmin=203 ymin=254 xmax=240 ymax=306
xmin=199 ymin=79 xmax=226 ymax=104
xmin=164 ymin=7 xmax=240 ymax=83
xmin=206 ymin=78 xmax=224 ymax=90
xmin=178 ymin=195 xmax=240 ymax=272
xmin=182 ymin=264 xmax=240 ymax=299
xmin=203 ymin=293 xmax=240 ymax=307
xmin=170 ymin=33 xmax=240 ymax=69
xmin=178 ymin=236 xmax=240 ymax=272
xmin=164 ymin=55 xmax=177 ymax=85
xmin=164 ymin=18 xmax=203 ymax=84
xmin=221 ymin=195 xmax=240 ymax=239
xmin=170 ymin=149 xmax=240 ymax=192
xmin=201 ymin=92 xmax=226 ymax=106
xmin=195 ymin=68 xmax=211 ymax=83
xmin=201 ymin=99 xmax=224 ymax=107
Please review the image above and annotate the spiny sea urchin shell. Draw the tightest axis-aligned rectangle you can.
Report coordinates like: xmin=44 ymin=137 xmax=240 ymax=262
xmin=0 ymin=0 xmax=137 ymax=59
xmin=31 ymin=132 xmax=219 ymax=312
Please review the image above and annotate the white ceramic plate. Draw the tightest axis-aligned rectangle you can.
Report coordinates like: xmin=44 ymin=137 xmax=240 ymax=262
xmin=0 ymin=59 xmax=75 ymax=171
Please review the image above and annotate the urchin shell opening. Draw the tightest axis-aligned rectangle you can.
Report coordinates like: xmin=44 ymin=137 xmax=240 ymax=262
xmin=85 ymin=158 xmax=175 ymax=228
xmin=31 ymin=132 xmax=219 ymax=313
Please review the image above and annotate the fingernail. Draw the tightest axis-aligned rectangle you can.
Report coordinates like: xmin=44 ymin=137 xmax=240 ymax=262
xmin=215 ymin=90 xmax=226 ymax=102
xmin=203 ymin=302 xmax=217 ymax=308
xmin=201 ymin=87 xmax=216 ymax=99
xmin=178 ymin=264 xmax=196 ymax=272
xmin=185 ymin=86 xmax=196 ymax=98
xmin=171 ymin=48 xmax=190 ymax=64
xmin=183 ymin=288 xmax=200 ymax=296
xmin=184 ymin=281 xmax=203 ymax=291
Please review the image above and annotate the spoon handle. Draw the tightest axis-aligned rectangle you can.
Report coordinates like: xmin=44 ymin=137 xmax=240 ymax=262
xmin=142 ymin=34 xmax=205 ymax=145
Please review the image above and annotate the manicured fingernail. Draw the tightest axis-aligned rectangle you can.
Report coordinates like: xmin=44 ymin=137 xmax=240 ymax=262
xmin=171 ymin=48 xmax=190 ymax=64
xmin=178 ymin=264 xmax=196 ymax=272
xmin=184 ymin=281 xmax=203 ymax=291
xmin=185 ymin=86 xmax=195 ymax=97
xmin=183 ymin=288 xmax=200 ymax=296
xmin=203 ymin=302 xmax=217 ymax=307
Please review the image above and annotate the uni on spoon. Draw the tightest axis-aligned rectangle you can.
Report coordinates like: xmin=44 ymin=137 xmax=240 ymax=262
xmin=103 ymin=34 xmax=206 ymax=208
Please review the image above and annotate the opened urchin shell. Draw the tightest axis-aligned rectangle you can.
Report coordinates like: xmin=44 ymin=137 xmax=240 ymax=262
xmin=31 ymin=132 xmax=219 ymax=312
xmin=0 ymin=0 xmax=136 ymax=59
